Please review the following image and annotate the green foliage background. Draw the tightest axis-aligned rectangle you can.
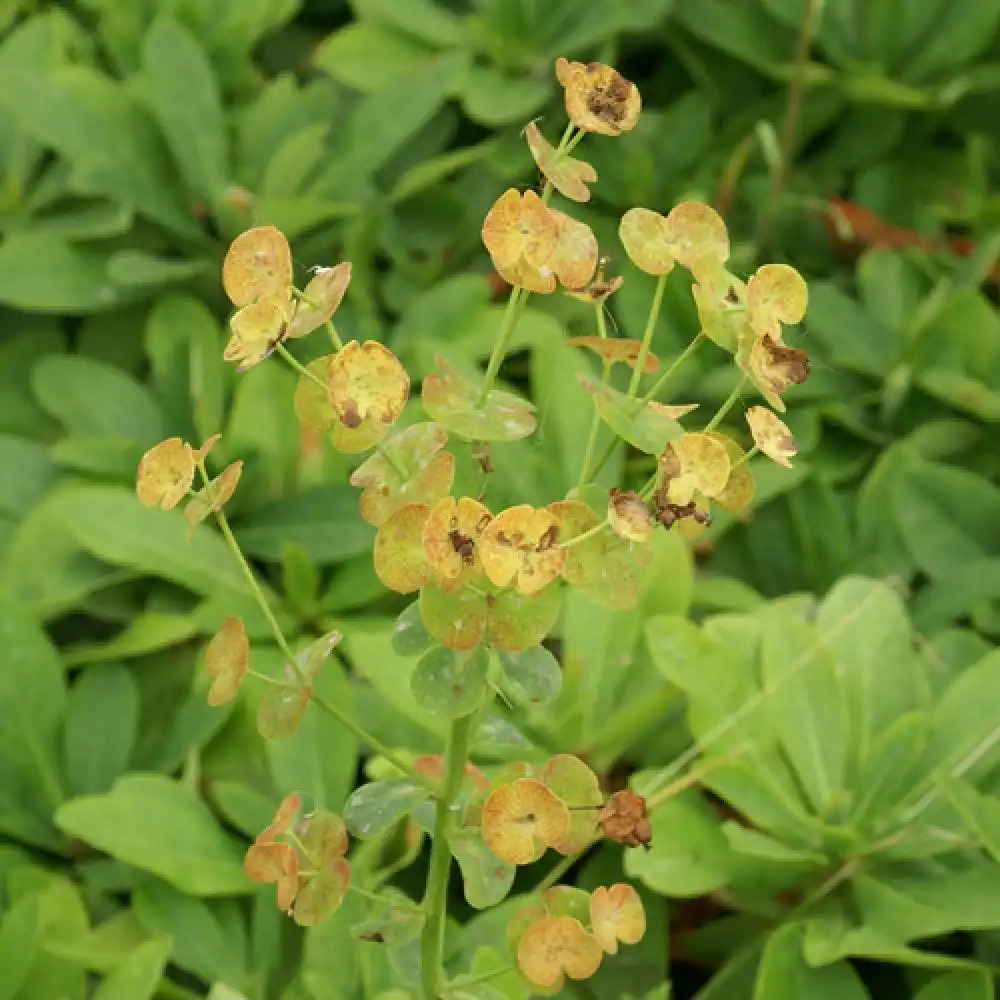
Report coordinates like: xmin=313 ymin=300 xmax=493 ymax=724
xmin=4 ymin=0 xmax=1000 ymax=998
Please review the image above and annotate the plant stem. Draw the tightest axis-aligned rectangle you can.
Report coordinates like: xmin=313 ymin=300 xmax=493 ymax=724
xmin=558 ymin=519 xmax=609 ymax=550
xmin=476 ymin=287 xmax=524 ymax=407
xmin=577 ymin=304 xmax=611 ymax=488
xmin=638 ymin=332 xmax=706 ymax=405
xmin=627 ymin=272 xmax=669 ymax=398
xmin=757 ymin=0 xmax=823 ymax=255
xmin=421 ymin=713 xmax=475 ymax=1000
xmin=325 ymin=319 xmax=344 ymax=350
xmin=703 ymin=377 xmax=748 ymax=433
xmin=206 ymin=476 xmax=434 ymax=793
xmin=275 ymin=343 xmax=324 ymax=387
xmin=730 ymin=444 xmax=759 ymax=469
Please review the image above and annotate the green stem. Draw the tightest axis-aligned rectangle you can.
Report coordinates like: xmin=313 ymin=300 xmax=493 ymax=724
xmin=207 ymin=477 xmax=434 ymax=794
xmin=325 ymin=320 xmax=344 ymax=351
xmin=703 ymin=377 xmax=748 ymax=433
xmin=731 ymin=444 xmax=759 ymax=470
xmin=275 ymin=343 xmax=324 ymax=388
xmin=476 ymin=287 xmax=525 ymax=407
xmin=577 ymin=304 xmax=611 ymax=488
xmin=537 ymin=850 xmax=586 ymax=893
xmin=639 ymin=332 xmax=706 ymax=405
xmin=627 ymin=272 xmax=669 ymax=398
xmin=421 ymin=714 xmax=475 ymax=1000
xmin=558 ymin=519 xmax=609 ymax=550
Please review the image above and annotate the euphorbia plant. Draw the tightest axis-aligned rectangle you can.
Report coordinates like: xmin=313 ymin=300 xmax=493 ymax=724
xmin=136 ymin=55 xmax=810 ymax=999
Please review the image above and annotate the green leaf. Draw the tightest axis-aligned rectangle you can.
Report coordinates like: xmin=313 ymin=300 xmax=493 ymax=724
xmin=448 ymin=828 xmax=515 ymax=910
xmin=0 ymin=893 xmax=40 ymax=1000
xmin=62 ymin=613 xmax=198 ymax=668
xmin=581 ymin=377 xmax=683 ymax=455
xmin=937 ymin=775 xmax=1000 ymax=867
xmin=0 ymin=598 xmax=66 ymax=848
xmin=497 ymin=645 xmax=562 ymax=706
xmin=489 ymin=585 xmax=562 ymax=653
xmin=805 ymin=282 xmax=898 ymax=377
xmin=55 ymin=774 xmax=248 ymax=895
xmin=16 ymin=877 xmax=88 ymax=1000
xmin=106 ymin=251 xmax=209 ymax=288
xmin=914 ymin=969 xmax=994 ymax=1000
xmin=924 ymin=649 xmax=1000 ymax=782
xmin=33 ymin=355 xmax=164 ymax=442
xmin=141 ymin=16 xmax=229 ymax=202
xmin=92 ymin=938 xmax=171 ymax=1000
xmin=63 ymin=664 xmax=138 ymax=797
xmin=762 ymin=616 xmax=848 ymax=813
xmin=358 ymin=0 xmax=465 ymax=46
xmin=235 ymin=486 xmax=374 ymax=564
xmin=391 ymin=601 xmax=435 ymax=658
xmin=343 ymin=780 xmax=428 ymax=839
xmin=0 ymin=233 xmax=118 ymax=313
xmin=754 ymin=923 xmax=868 ymax=1000
xmin=852 ymin=713 xmax=928 ymax=824
xmin=816 ymin=577 xmax=925 ymax=769
xmin=0 ymin=434 xmax=58 ymax=519
xmin=132 ymin=876 xmax=247 ymax=985
xmin=461 ymin=66 xmax=550 ymax=125
xmin=314 ymin=22 xmax=438 ymax=92
xmin=411 ymin=645 xmax=490 ymax=718
xmin=672 ymin=0 xmax=797 ymax=72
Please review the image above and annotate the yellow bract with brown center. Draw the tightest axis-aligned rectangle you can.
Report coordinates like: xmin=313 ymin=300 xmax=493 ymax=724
xmin=589 ymin=884 xmax=646 ymax=955
xmin=661 ymin=432 xmax=731 ymax=505
xmin=555 ymin=58 xmax=641 ymax=136
xmin=525 ymin=122 xmax=598 ymax=203
xmin=328 ymin=340 xmax=409 ymax=432
xmin=480 ymin=505 xmax=565 ymax=595
xmin=224 ymin=296 xmax=294 ymax=371
xmin=205 ymin=616 xmax=249 ymax=706
xmin=482 ymin=189 xmax=559 ymax=272
xmin=422 ymin=496 xmax=492 ymax=589
xmin=136 ymin=437 xmax=195 ymax=510
xmin=482 ymin=778 xmax=570 ymax=865
xmin=287 ymin=262 xmax=352 ymax=339
xmin=517 ymin=914 xmax=604 ymax=988
xmin=222 ymin=226 xmax=292 ymax=307
xmin=747 ymin=406 xmax=797 ymax=468
xmin=608 ymin=489 xmax=654 ymax=544
xmin=739 ymin=334 xmax=810 ymax=412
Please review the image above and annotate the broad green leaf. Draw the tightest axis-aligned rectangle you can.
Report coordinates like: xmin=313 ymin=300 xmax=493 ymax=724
xmin=63 ymin=613 xmax=198 ymax=668
xmin=106 ymin=251 xmax=209 ymax=288
xmin=32 ymin=355 xmax=163 ymax=442
xmin=912 ymin=558 xmax=1000 ymax=632
xmin=0 ymin=434 xmax=58 ymax=518
xmin=448 ymin=828 xmax=515 ymax=910
xmin=924 ymin=649 xmax=1000 ymax=781
xmin=15 ymin=877 xmax=88 ymax=1000
xmin=92 ymin=938 xmax=171 ymax=1000
xmin=852 ymin=713 xmax=928 ymax=824
xmin=411 ymin=645 xmax=490 ymax=717
xmin=343 ymin=780 xmax=428 ymax=839
xmin=806 ymin=282 xmax=898 ymax=377
xmin=357 ymin=0 xmax=465 ymax=46
xmin=816 ymin=577 xmax=925 ymax=768
xmin=55 ymin=774 xmax=248 ymax=896
xmin=0 ymin=893 xmax=39 ymax=1000
xmin=581 ymin=377 xmax=683 ymax=455
xmin=314 ymin=23 xmax=437 ymax=92
xmin=672 ymin=0 xmax=796 ymax=72
xmin=391 ymin=601 xmax=434 ymax=658
xmin=0 ymin=234 xmax=118 ymax=313
xmin=63 ymin=663 xmax=138 ymax=796
xmin=235 ymin=486 xmax=374 ymax=564
xmin=50 ymin=436 xmax=145 ymax=478
xmin=498 ymin=645 xmax=562 ymax=706
xmin=914 ymin=969 xmax=993 ymax=1000
xmin=937 ymin=776 xmax=1000 ymax=867
xmin=461 ymin=66 xmax=550 ymax=125
xmin=141 ymin=16 xmax=229 ymax=202
xmin=132 ymin=876 xmax=247 ymax=985
xmin=762 ymin=616 xmax=847 ymax=813
xmin=754 ymin=923 xmax=868 ymax=1000
xmin=0 ymin=599 xmax=66 ymax=848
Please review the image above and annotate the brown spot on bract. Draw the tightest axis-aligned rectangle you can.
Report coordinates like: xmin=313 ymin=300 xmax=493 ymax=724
xmin=746 ymin=405 xmax=797 ymax=468
xmin=556 ymin=58 xmax=641 ymax=136
xmin=608 ymin=489 xmax=654 ymax=544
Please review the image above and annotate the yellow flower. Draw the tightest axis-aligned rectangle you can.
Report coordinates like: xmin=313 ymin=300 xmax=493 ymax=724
xmin=327 ymin=341 xmax=410 ymax=431
xmin=136 ymin=438 xmax=195 ymax=510
xmin=224 ymin=296 xmax=294 ymax=371
xmin=479 ymin=505 xmax=566 ymax=595
xmin=555 ymin=58 xmax=641 ymax=136
xmin=482 ymin=188 xmax=559 ymax=272
xmin=222 ymin=226 xmax=292 ymax=307
xmin=525 ymin=122 xmax=597 ymax=203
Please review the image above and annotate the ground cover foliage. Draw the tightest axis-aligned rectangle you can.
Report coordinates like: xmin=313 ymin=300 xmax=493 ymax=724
xmin=3 ymin=1 xmax=1000 ymax=998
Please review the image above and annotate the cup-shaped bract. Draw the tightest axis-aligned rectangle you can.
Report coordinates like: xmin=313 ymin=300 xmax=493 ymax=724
xmin=257 ymin=793 xmax=302 ymax=845
xmin=661 ymin=432 xmax=731 ymax=505
xmin=205 ymin=616 xmax=249 ymax=706
xmin=350 ymin=423 xmax=454 ymax=527
xmin=661 ymin=202 xmax=730 ymax=270
xmin=516 ymin=914 xmax=603 ymax=989
xmin=328 ymin=340 xmax=410 ymax=434
xmin=746 ymin=263 xmax=808 ymax=340
xmin=422 ymin=496 xmax=492 ymax=590
xmin=482 ymin=189 xmax=559 ymax=271
xmin=222 ymin=225 xmax=292 ymax=307
xmin=224 ymin=295 xmax=293 ymax=371
xmin=746 ymin=405 xmax=797 ymax=468
xmin=541 ymin=755 xmax=602 ymax=854
xmin=482 ymin=778 xmax=570 ymax=865
xmin=619 ymin=208 xmax=675 ymax=277
xmin=136 ymin=437 xmax=195 ymax=510
xmin=525 ymin=123 xmax=598 ymax=203
xmin=709 ymin=433 xmax=755 ymax=514
xmin=737 ymin=334 xmax=810 ymax=413
xmin=184 ymin=460 xmax=243 ymax=536
xmin=293 ymin=857 xmax=350 ymax=927
xmin=589 ymin=884 xmax=646 ymax=955
xmin=608 ymin=489 xmax=655 ymax=544
xmin=549 ymin=210 xmax=599 ymax=291
xmin=566 ymin=336 xmax=660 ymax=374
xmin=244 ymin=842 xmax=300 ymax=912
xmin=374 ymin=503 xmax=434 ymax=594
xmin=480 ymin=505 xmax=565 ymax=596
xmin=555 ymin=58 xmax=641 ymax=136
xmin=287 ymin=262 xmax=352 ymax=339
